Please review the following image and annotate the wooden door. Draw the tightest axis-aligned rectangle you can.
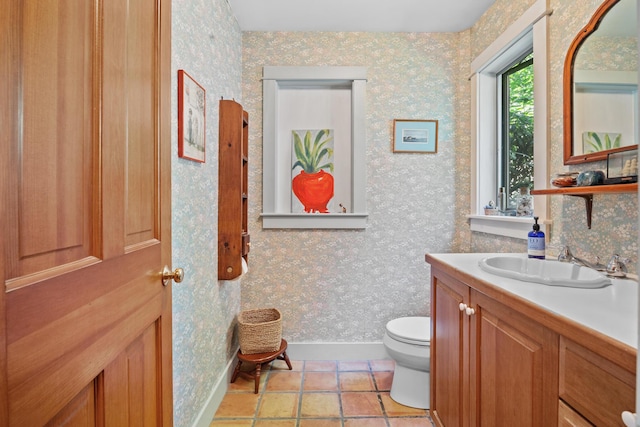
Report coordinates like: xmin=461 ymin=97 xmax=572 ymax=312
xmin=470 ymin=290 xmax=558 ymax=427
xmin=430 ymin=270 xmax=470 ymax=427
xmin=0 ymin=0 xmax=173 ymax=425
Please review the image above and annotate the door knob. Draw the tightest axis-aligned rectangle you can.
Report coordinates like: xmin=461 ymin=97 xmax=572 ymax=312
xmin=162 ymin=266 xmax=184 ymax=286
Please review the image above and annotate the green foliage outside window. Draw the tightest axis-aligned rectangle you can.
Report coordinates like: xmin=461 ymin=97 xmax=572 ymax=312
xmin=503 ymin=53 xmax=534 ymax=209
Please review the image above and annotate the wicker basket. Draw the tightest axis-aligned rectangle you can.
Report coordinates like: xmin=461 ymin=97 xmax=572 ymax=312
xmin=238 ymin=308 xmax=282 ymax=354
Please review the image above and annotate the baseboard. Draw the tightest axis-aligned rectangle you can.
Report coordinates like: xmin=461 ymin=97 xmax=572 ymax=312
xmin=286 ymin=341 xmax=389 ymax=361
xmin=191 ymin=341 xmax=389 ymax=426
xmin=191 ymin=346 xmax=239 ymax=427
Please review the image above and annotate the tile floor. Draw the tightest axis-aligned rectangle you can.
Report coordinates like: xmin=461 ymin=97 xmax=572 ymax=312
xmin=211 ymin=358 xmax=435 ymax=427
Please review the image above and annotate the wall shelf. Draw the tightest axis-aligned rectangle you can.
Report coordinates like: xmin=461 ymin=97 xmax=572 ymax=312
xmin=531 ymin=183 xmax=637 ymax=196
xmin=531 ymin=183 xmax=637 ymax=228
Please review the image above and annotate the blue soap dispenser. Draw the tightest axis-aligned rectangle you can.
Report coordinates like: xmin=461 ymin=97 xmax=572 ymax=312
xmin=528 ymin=216 xmax=545 ymax=259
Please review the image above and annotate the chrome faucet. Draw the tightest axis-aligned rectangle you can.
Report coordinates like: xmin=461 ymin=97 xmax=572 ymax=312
xmin=558 ymin=246 xmax=631 ymax=278
xmin=605 ymin=254 xmax=630 ymax=278
xmin=557 ymin=246 xmax=605 ymax=271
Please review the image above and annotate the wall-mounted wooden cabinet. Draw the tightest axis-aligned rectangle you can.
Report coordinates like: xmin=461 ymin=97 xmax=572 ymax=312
xmin=218 ymin=99 xmax=250 ymax=280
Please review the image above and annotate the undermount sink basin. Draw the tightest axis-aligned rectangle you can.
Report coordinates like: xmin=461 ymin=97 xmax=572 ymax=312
xmin=478 ymin=256 xmax=612 ymax=288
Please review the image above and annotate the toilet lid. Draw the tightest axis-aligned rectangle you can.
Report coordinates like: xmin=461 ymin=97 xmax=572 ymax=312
xmin=386 ymin=317 xmax=430 ymax=345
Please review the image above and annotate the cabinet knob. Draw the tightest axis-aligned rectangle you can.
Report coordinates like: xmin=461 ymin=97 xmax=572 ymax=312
xmin=621 ymin=411 xmax=636 ymax=427
xmin=459 ymin=303 xmax=467 ymax=312
xmin=465 ymin=306 xmax=475 ymax=316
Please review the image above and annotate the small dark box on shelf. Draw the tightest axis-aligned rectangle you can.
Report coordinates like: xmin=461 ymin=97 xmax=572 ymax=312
xmin=605 ymin=149 xmax=638 ymax=185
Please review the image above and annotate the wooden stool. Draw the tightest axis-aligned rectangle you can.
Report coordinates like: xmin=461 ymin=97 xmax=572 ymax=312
xmin=230 ymin=338 xmax=292 ymax=393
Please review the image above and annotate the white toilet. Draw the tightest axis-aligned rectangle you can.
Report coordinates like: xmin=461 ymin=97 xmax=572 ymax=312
xmin=382 ymin=316 xmax=431 ymax=409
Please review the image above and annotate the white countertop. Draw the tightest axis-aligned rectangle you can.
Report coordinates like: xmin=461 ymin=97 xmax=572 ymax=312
xmin=426 ymin=253 xmax=638 ymax=349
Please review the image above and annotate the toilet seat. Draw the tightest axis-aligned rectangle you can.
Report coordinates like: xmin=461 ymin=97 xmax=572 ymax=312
xmin=385 ymin=317 xmax=430 ymax=346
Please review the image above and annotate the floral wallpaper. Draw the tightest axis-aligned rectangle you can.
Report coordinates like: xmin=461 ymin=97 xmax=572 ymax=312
xmin=241 ymin=32 xmax=463 ymax=342
xmin=469 ymin=0 xmax=536 ymax=60
xmin=171 ymin=0 xmax=242 ymax=426
xmin=576 ymin=36 xmax=637 ymax=71
xmin=169 ymin=0 xmax=637 ymax=424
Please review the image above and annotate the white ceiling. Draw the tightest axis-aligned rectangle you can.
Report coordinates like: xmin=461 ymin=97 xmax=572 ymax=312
xmin=227 ymin=0 xmax=497 ymax=33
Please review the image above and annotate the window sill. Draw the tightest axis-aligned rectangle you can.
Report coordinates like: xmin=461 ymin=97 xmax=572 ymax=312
xmin=468 ymin=215 xmax=549 ymax=240
xmin=261 ymin=213 xmax=368 ymax=229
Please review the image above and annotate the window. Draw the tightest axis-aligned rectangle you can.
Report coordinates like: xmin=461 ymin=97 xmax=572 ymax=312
xmin=499 ymin=52 xmax=534 ymax=213
xmin=468 ymin=0 xmax=550 ymax=239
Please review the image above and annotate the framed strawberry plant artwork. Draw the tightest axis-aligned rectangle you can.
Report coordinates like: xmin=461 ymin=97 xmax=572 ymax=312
xmin=291 ymin=129 xmax=334 ymax=213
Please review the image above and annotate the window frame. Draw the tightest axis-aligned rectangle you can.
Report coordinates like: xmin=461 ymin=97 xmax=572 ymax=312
xmin=468 ymin=0 xmax=551 ymax=240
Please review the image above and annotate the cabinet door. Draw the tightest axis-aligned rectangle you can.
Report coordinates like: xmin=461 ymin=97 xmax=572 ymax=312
xmin=471 ymin=290 xmax=559 ymax=427
xmin=431 ymin=271 xmax=470 ymax=427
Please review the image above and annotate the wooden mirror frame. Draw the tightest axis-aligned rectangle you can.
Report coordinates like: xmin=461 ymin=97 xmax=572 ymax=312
xmin=563 ymin=0 xmax=634 ymax=164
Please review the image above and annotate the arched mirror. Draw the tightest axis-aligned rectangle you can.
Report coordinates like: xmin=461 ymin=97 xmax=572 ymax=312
xmin=563 ymin=0 xmax=638 ymax=165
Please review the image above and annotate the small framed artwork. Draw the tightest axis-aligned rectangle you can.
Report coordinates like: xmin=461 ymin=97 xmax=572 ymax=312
xmin=178 ymin=70 xmax=206 ymax=162
xmin=392 ymin=119 xmax=438 ymax=153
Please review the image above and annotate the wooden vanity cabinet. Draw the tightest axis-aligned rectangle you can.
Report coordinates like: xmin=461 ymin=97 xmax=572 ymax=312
xmin=430 ymin=269 xmax=558 ymax=427
xmin=429 ymin=258 xmax=636 ymax=427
